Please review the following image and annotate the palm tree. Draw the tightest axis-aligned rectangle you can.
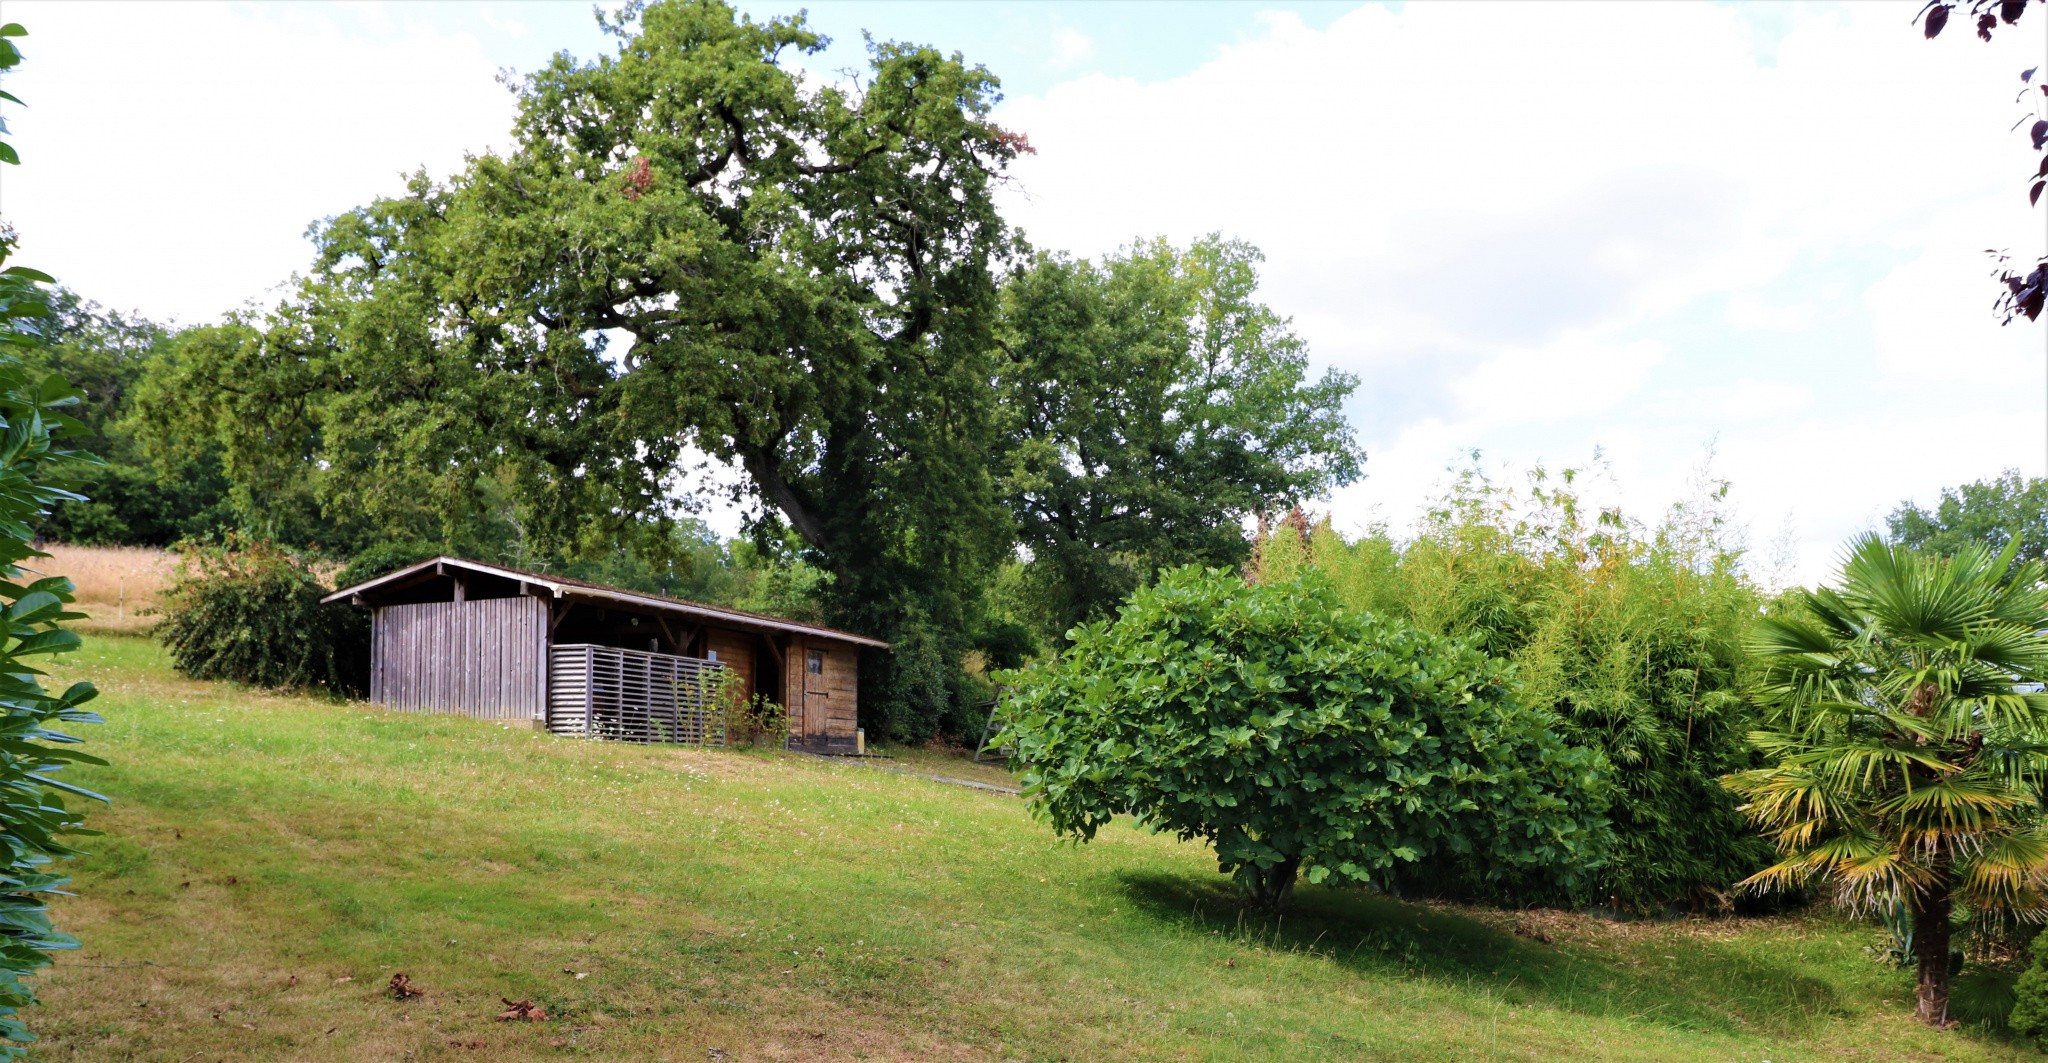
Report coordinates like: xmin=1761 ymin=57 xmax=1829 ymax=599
xmin=1725 ymin=533 xmax=2048 ymax=1026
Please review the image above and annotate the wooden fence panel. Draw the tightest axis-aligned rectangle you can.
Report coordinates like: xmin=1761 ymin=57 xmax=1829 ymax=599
xmin=368 ymin=598 xmax=546 ymax=720
xmin=546 ymin=643 xmax=727 ymax=746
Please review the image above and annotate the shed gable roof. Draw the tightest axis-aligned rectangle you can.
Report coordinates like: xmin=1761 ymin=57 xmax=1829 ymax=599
xmin=322 ymin=556 xmax=890 ymax=649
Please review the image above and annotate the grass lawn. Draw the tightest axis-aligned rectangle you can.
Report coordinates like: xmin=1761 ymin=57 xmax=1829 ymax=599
xmin=860 ymin=745 xmax=1021 ymax=791
xmin=20 ymin=635 xmax=2042 ymax=1061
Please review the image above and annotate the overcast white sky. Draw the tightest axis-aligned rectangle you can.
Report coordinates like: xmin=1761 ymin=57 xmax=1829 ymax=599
xmin=2 ymin=0 xmax=2044 ymax=585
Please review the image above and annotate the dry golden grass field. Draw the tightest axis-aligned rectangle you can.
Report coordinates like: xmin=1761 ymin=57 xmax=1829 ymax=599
xmin=34 ymin=543 xmax=174 ymax=634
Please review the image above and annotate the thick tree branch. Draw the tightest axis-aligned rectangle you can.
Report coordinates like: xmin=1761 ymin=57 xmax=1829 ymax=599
xmin=737 ymin=443 xmax=831 ymax=555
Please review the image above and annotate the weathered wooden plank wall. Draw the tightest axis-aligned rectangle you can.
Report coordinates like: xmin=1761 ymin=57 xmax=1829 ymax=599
xmin=702 ymin=629 xmax=756 ymax=702
xmin=369 ymin=597 xmax=547 ymax=720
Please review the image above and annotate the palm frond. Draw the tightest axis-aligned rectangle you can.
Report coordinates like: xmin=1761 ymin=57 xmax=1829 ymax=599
xmin=1958 ymin=830 xmax=2048 ymax=910
xmin=1877 ymin=778 xmax=2024 ymax=835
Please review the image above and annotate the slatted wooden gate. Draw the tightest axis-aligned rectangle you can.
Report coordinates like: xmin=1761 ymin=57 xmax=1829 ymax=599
xmin=547 ymin=643 xmax=729 ymax=746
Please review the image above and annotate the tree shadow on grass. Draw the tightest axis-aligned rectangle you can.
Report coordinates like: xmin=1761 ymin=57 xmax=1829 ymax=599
xmin=1113 ymin=871 xmax=1850 ymax=1040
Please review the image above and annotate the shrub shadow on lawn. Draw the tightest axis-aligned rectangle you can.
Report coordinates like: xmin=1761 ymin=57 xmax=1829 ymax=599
xmin=1113 ymin=871 xmax=1850 ymax=1039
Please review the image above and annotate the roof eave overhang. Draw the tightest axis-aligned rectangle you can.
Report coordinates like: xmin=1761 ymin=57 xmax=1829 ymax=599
xmin=321 ymin=556 xmax=890 ymax=649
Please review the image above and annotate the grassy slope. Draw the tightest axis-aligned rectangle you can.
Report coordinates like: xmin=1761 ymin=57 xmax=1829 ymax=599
xmin=21 ymin=636 xmax=2038 ymax=1062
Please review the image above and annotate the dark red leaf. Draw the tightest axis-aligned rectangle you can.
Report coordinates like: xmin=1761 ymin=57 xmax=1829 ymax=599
xmin=2000 ymin=0 xmax=2027 ymax=24
xmin=1924 ymin=2 xmax=1950 ymax=37
xmin=2036 ymin=155 xmax=2048 ymax=178
xmin=2032 ymin=120 xmax=2048 ymax=150
xmin=1979 ymin=12 xmax=1998 ymax=39
xmin=2031 ymin=180 xmax=2044 ymax=206
xmin=2017 ymin=266 xmax=2048 ymax=321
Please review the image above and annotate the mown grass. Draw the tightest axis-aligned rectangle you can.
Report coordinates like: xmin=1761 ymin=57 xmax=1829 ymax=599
xmin=862 ymin=745 xmax=1021 ymax=791
xmin=21 ymin=635 xmax=2043 ymax=1061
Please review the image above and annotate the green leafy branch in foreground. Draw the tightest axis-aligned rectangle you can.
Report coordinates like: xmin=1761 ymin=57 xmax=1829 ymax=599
xmin=0 ymin=21 xmax=109 ymax=1057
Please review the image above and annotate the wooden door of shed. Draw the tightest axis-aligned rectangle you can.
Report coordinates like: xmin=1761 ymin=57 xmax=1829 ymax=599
xmin=800 ymin=640 xmax=833 ymax=743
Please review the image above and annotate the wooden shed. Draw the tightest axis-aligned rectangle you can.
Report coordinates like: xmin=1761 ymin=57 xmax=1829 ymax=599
xmin=321 ymin=557 xmax=886 ymax=752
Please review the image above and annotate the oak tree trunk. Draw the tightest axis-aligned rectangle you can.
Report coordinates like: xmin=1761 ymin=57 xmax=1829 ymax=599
xmin=1912 ymin=881 xmax=1954 ymax=1026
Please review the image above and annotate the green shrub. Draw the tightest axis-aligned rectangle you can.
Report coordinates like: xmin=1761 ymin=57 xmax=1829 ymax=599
xmin=1254 ymin=463 xmax=1770 ymax=910
xmin=996 ymin=567 xmax=1611 ymax=910
xmin=156 ymin=537 xmax=366 ymax=694
xmin=724 ymin=693 xmax=789 ymax=749
xmin=2009 ymin=933 xmax=2048 ymax=1040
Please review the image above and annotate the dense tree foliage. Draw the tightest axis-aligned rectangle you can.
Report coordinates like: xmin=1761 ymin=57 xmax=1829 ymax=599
xmin=1889 ymin=470 xmax=2047 ymax=574
xmin=1253 ymin=464 xmax=1771 ymax=909
xmin=1726 ymin=534 xmax=2048 ymax=1026
xmin=0 ymin=23 xmax=109 ymax=1056
xmin=995 ymin=238 xmax=1361 ymax=643
xmin=22 ymin=292 xmax=232 ymax=546
xmin=997 ymin=567 xmax=1610 ymax=911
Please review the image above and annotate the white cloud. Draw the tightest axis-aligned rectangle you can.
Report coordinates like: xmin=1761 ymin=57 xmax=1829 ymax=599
xmin=1453 ymin=335 xmax=1666 ymax=425
xmin=1052 ymin=27 xmax=1093 ymax=66
xmin=995 ymin=1 xmax=2048 ymax=584
xmin=2 ymin=1 xmax=519 ymax=322
xmin=1707 ymin=379 xmax=1810 ymax=420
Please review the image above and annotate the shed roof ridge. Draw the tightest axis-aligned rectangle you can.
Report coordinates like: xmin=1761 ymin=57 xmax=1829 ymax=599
xmin=322 ymin=555 xmax=890 ymax=649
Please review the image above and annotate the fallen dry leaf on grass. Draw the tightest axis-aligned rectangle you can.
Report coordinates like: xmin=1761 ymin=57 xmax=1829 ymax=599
xmin=389 ymin=973 xmax=423 ymax=1000
xmin=497 ymin=998 xmax=548 ymax=1022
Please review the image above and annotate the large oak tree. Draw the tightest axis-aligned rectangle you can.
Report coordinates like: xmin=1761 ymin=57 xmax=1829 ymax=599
xmin=143 ymin=0 xmax=1029 ymax=736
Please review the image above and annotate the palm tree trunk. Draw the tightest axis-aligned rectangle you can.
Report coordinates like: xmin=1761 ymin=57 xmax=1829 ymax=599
xmin=1911 ymin=880 xmax=1954 ymax=1026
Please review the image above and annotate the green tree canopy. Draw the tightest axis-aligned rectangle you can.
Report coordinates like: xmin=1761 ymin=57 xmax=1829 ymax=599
xmin=1888 ymin=470 xmax=2047 ymax=575
xmin=997 ymin=567 xmax=1610 ymax=910
xmin=1726 ymin=534 xmax=2048 ymax=1026
xmin=26 ymin=292 xmax=232 ymax=546
xmin=995 ymin=237 xmax=1362 ymax=642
